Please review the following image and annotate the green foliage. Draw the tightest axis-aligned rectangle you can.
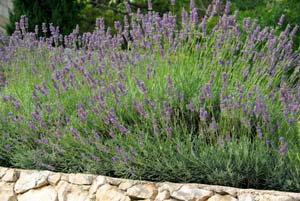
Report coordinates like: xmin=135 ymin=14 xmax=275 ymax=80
xmin=231 ymin=0 xmax=262 ymax=10
xmin=2 ymin=0 xmax=300 ymax=192
xmin=232 ymin=0 xmax=300 ymax=48
xmin=78 ymin=0 xmax=300 ymax=41
xmin=78 ymin=0 xmax=212 ymax=33
xmin=6 ymin=0 xmax=85 ymax=35
xmin=1 ymin=29 xmax=300 ymax=190
xmin=7 ymin=0 xmax=300 ymax=40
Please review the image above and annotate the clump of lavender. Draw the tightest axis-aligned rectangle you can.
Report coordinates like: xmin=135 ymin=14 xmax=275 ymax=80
xmin=0 ymin=0 xmax=300 ymax=191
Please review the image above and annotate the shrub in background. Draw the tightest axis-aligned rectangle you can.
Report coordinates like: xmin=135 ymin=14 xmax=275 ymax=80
xmin=6 ymin=0 xmax=85 ymax=35
xmin=6 ymin=0 xmax=300 ymax=40
xmin=79 ymin=0 xmax=300 ymax=44
xmin=78 ymin=0 xmax=214 ymax=33
xmin=233 ymin=0 xmax=300 ymax=48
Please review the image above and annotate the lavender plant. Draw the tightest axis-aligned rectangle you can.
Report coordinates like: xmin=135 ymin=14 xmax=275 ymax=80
xmin=0 ymin=1 xmax=300 ymax=191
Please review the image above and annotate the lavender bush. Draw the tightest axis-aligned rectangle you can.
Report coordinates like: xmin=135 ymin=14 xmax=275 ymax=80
xmin=0 ymin=1 xmax=300 ymax=191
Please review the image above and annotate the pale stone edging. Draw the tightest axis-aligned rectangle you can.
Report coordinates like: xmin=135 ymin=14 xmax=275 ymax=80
xmin=0 ymin=166 xmax=299 ymax=201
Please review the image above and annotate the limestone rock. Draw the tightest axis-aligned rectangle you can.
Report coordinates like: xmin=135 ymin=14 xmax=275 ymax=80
xmin=89 ymin=176 xmax=106 ymax=195
xmin=257 ymin=194 xmax=294 ymax=201
xmin=207 ymin=194 xmax=237 ymax=201
xmin=0 ymin=167 xmax=8 ymax=178
xmin=198 ymin=185 xmax=238 ymax=197
xmin=157 ymin=182 xmax=182 ymax=194
xmin=69 ymin=173 xmax=94 ymax=185
xmin=127 ymin=184 xmax=158 ymax=199
xmin=17 ymin=186 xmax=57 ymax=201
xmin=155 ymin=190 xmax=171 ymax=201
xmin=238 ymin=193 xmax=255 ymax=201
xmin=171 ymin=185 xmax=213 ymax=201
xmin=1 ymin=169 xmax=18 ymax=182
xmin=105 ymin=177 xmax=122 ymax=186
xmin=48 ymin=173 xmax=61 ymax=185
xmin=96 ymin=184 xmax=130 ymax=201
xmin=84 ymin=195 xmax=96 ymax=201
xmin=0 ymin=182 xmax=17 ymax=201
xmin=14 ymin=171 xmax=49 ymax=194
xmin=119 ymin=181 xmax=134 ymax=190
xmin=60 ymin=174 xmax=69 ymax=181
xmin=65 ymin=190 xmax=89 ymax=201
xmin=55 ymin=180 xmax=89 ymax=201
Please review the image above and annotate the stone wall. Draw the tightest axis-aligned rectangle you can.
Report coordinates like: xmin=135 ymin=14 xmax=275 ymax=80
xmin=0 ymin=167 xmax=299 ymax=201
xmin=0 ymin=0 xmax=12 ymax=34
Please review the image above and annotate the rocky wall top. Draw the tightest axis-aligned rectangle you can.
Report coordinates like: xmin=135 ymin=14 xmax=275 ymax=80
xmin=0 ymin=167 xmax=300 ymax=201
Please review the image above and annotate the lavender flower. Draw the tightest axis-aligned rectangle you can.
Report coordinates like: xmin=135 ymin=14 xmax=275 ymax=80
xmin=115 ymin=146 xmax=122 ymax=153
xmin=225 ymin=131 xmax=231 ymax=143
xmin=191 ymin=8 xmax=198 ymax=25
xmin=189 ymin=0 xmax=195 ymax=10
xmin=171 ymin=0 xmax=175 ymax=6
xmin=200 ymin=17 xmax=206 ymax=36
xmin=124 ymin=1 xmax=131 ymax=14
xmin=278 ymin=15 xmax=285 ymax=26
xmin=224 ymin=1 xmax=231 ymax=15
xmin=290 ymin=25 xmax=299 ymax=38
xmin=32 ymin=110 xmax=41 ymax=122
xmin=256 ymin=125 xmax=263 ymax=139
xmin=42 ymin=23 xmax=47 ymax=33
xmin=209 ymin=117 xmax=217 ymax=133
xmin=279 ymin=137 xmax=288 ymax=155
xmin=202 ymin=83 xmax=212 ymax=99
xmin=188 ymin=101 xmax=195 ymax=112
xmin=166 ymin=127 xmax=172 ymax=137
xmin=4 ymin=145 xmax=11 ymax=151
xmin=112 ymin=156 xmax=119 ymax=162
xmin=199 ymin=107 xmax=208 ymax=121
xmin=1 ymin=4 xmax=300 ymax=187
xmin=70 ymin=127 xmax=80 ymax=141
xmin=217 ymin=136 xmax=224 ymax=148
xmin=181 ymin=9 xmax=188 ymax=27
xmin=147 ymin=0 xmax=152 ymax=10
xmin=135 ymin=77 xmax=147 ymax=94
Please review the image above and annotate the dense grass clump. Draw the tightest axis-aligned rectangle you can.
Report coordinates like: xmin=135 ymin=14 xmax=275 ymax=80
xmin=0 ymin=1 xmax=300 ymax=192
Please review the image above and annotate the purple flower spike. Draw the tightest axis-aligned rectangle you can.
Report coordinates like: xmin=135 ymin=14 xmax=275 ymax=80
xmin=112 ymin=156 xmax=119 ymax=162
xmin=279 ymin=142 xmax=288 ymax=155
xmin=190 ymin=0 xmax=195 ymax=10
xmin=124 ymin=1 xmax=131 ymax=14
xmin=191 ymin=8 xmax=198 ymax=25
xmin=166 ymin=127 xmax=172 ymax=137
xmin=171 ymin=0 xmax=175 ymax=6
xmin=188 ymin=101 xmax=195 ymax=112
xmin=209 ymin=117 xmax=217 ymax=133
xmin=217 ymin=136 xmax=224 ymax=148
xmin=199 ymin=107 xmax=208 ymax=122
xmin=135 ymin=77 xmax=147 ymax=94
xmin=224 ymin=1 xmax=231 ymax=15
xmin=115 ymin=146 xmax=122 ymax=153
xmin=109 ymin=129 xmax=115 ymax=138
xmin=256 ymin=126 xmax=263 ymax=139
xmin=147 ymin=0 xmax=152 ymax=10
xmin=42 ymin=23 xmax=47 ymax=33
xmin=4 ymin=145 xmax=11 ymax=151
xmin=225 ymin=131 xmax=231 ymax=143
xmin=278 ymin=15 xmax=285 ymax=26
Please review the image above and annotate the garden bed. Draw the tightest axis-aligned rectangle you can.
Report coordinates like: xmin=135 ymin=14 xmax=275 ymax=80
xmin=0 ymin=0 xmax=300 ymax=194
xmin=1 ymin=167 xmax=300 ymax=201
